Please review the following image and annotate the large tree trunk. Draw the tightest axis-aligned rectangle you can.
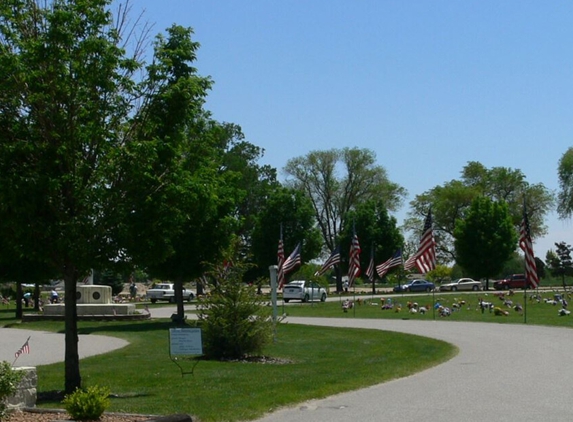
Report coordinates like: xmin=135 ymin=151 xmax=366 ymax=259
xmin=64 ymin=270 xmax=81 ymax=394
xmin=34 ymin=283 xmax=41 ymax=311
xmin=175 ymin=277 xmax=185 ymax=323
xmin=15 ymin=282 xmax=23 ymax=319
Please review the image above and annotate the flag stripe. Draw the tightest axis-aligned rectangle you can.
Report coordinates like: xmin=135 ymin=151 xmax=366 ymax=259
xmin=315 ymin=245 xmax=341 ymax=276
xmin=365 ymin=248 xmax=375 ymax=282
xmin=405 ymin=210 xmax=436 ymax=274
xmin=280 ymin=243 xmax=302 ymax=289
xmin=277 ymin=237 xmax=285 ymax=289
xmin=15 ymin=337 xmax=30 ymax=358
xmin=376 ymin=249 xmax=403 ymax=278
xmin=348 ymin=233 xmax=361 ymax=287
xmin=520 ymin=205 xmax=539 ymax=289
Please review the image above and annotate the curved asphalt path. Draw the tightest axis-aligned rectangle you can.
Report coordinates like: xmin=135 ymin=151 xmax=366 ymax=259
xmin=255 ymin=317 xmax=572 ymax=422
xmin=2 ymin=308 xmax=572 ymax=421
xmin=0 ymin=327 xmax=128 ymax=366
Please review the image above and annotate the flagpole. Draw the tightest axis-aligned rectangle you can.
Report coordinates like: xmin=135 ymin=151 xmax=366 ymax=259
xmin=524 ymin=287 xmax=527 ymax=324
xmin=353 ymin=283 xmax=356 ymax=317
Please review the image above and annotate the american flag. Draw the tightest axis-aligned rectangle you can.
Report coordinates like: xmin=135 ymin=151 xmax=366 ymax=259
xmin=315 ymin=245 xmax=341 ymax=276
xmin=404 ymin=209 xmax=436 ymax=274
xmin=277 ymin=234 xmax=285 ymax=289
xmin=348 ymin=232 xmax=361 ymax=287
xmin=365 ymin=247 xmax=375 ymax=283
xmin=280 ymin=243 xmax=302 ymax=288
xmin=519 ymin=203 xmax=539 ymax=289
xmin=15 ymin=336 xmax=30 ymax=359
xmin=376 ymin=249 xmax=403 ymax=278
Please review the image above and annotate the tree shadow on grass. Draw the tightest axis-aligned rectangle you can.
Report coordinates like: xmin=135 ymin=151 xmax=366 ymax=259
xmin=76 ymin=319 xmax=198 ymax=335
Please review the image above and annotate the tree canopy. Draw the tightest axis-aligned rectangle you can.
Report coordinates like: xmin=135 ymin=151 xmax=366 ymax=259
xmin=407 ymin=161 xmax=553 ymax=262
xmin=453 ymin=197 xmax=517 ymax=288
xmin=284 ymin=147 xmax=406 ymax=253
xmin=0 ymin=0 xmax=232 ymax=392
xmin=557 ymin=147 xmax=573 ymax=219
xmin=250 ymin=186 xmax=322 ymax=281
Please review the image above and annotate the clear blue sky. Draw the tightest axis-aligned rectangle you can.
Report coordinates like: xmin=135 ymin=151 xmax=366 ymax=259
xmin=124 ymin=0 xmax=573 ymax=257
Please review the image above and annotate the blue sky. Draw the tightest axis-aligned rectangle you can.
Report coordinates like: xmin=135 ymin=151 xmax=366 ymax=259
xmin=124 ymin=0 xmax=573 ymax=257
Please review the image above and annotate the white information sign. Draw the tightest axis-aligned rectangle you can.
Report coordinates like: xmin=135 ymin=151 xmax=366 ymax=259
xmin=169 ymin=328 xmax=203 ymax=356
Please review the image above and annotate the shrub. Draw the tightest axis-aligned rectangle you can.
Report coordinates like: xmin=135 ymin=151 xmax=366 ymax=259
xmin=0 ymin=361 xmax=24 ymax=420
xmin=62 ymin=385 xmax=110 ymax=420
xmin=198 ymin=263 xmax=274 ymax=360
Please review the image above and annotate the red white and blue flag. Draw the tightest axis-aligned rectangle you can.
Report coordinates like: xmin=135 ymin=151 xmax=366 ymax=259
xmin=280 ymin=243 xmax=302 ymax=288
xmin=277 ymin=232 xmax=285 ymax=289
xmin=14 ymin=336 xmax=30 ymax=362
xmin=365 ymin=247 xmax=375 ymax=283
xmin=520 ymin=203 xmax=539 ymax=289
xmin=315 ymin=245 xmax=341 ymax=276
xmin=348 ymin=232 xmax=361 ymax=287
xmin=376 ymin=249 xmax=403 ymax=278
xmin=404 ymin=209 xmax=436 ymax=274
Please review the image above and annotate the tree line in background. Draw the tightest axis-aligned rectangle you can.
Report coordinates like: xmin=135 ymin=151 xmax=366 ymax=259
xmin=2 ymin=0 xmax=573 ymax=395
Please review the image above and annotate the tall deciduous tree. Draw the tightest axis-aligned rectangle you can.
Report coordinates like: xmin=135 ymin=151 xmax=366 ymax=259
xmin=408 ymin=161 xmax=553 ymax=262
xmin=0 ymin=1 xmax=213 ymax=392
xmin=546 ymin=242 xmax=573 ymax=289
xmin=284 ymin=147 xmax=406 ymax=253
xmin=454 ymin=197 xmax=517 ymax=289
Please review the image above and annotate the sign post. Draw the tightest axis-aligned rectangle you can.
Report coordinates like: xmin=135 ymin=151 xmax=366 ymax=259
xmin=169 ymin=328 xmax=203 ymax=376
xmin=269 ymin=265 xmax=278 ymax=342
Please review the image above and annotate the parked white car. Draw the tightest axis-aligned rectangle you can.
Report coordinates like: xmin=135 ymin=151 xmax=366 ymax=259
xmin=283 ymin=280 xmax=327 ymax=303
xmin=439 ymin=278 xmax=482 ymax=292
xmin=146 ymin=283 xmax=194 ymax=303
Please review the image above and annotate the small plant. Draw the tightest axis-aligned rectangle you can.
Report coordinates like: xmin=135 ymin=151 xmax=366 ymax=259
xmin=62 ymin=385 xmax=110 ymax=420
xmin=0 ymin=361 xmax=24 ymax=420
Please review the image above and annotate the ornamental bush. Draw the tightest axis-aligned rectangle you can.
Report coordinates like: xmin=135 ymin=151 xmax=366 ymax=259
xmin=197 ymin=263 xmax=274 ymax=360
xmin=0 ymin=361 xmax=24 ymax=420
xmin=62 ymin=385 xmax=110 ymax=420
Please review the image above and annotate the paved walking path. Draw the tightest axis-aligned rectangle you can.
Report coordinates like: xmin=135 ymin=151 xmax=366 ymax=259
xmin=254 ymin=317 xmax=572 ymax=422
xmin=0 ymin=327 xmax=128 ymax=366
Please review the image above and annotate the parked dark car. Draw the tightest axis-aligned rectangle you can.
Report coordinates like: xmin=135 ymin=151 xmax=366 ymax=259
xmin=493 ymin=274 xmax=534 ymax=290
xmin=393 ymin=279 xmax=435 ymax=293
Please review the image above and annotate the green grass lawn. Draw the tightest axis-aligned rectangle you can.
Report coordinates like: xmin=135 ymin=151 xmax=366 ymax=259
xmin=281 ymin=288 xmax=573 ymax=327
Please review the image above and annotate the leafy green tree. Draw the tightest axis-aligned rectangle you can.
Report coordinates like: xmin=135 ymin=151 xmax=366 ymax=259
xmin=426 ymin=265 xmax=452 ymax=284
xmin=284 ymin=148 xmax=406 ymax=254
xmin=250 ymin=186 xmax=322 ymax=282
xmin=547 ymin=242 xmax=573 ymax=289
xmin=557 ymin=147 xmax=573 ymax=218
xmin=146 ymin=119 xmax=243 ymax=320
xmin=0 ymin=1 xmax=213 ymax=393
xmin=218 ymin=128 xmax=280 ymax=250
xmin=408 ymin=161 xmax=553 ymax=262
xmin=454 ymin=197 xmax=517 ymax=289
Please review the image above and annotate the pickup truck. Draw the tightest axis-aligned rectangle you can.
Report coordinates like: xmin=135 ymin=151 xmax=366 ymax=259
xmin=493 ymin=274 xmax=535 ymax=290
xmin=146 ymin=283 xmax=195 ymax=303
